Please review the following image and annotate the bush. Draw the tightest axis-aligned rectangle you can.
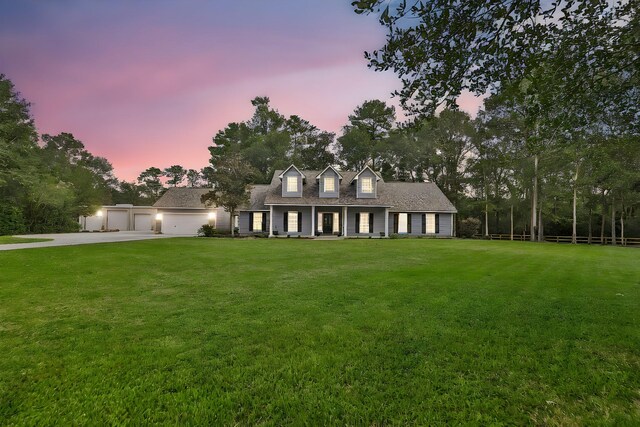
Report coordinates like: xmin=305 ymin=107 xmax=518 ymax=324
xmin=0 ymin=205 xmax=26 ymax=235
xmin=458 ymin=217 xmax=480 ymax=238
xmin=198 ymin=225 xmax=234 ymax=238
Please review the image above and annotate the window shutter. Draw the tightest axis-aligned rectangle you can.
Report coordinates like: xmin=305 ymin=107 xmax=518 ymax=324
xmin=249 ymin=213 xmax=254 ymax=232
xmin=393 ymin=213 xmax=399 ymax=234
xmin=262 ymin=212 xmax=267 ymax=231
xmin=435 ymin=214 xmax=440 ymax=234
xmin=283 ymin=211 xmax=288 ymax=232
xmin=422 ymin=214 xmax=426 ymax=234
xmin=298 ymin=212 xmax=302 ymax=232
xmin=369 ymin=213 xmax=374 ymax=233
xmin=355 ymin=213 xmax=360 ymax=233
xmin=407 ymin=214 xmax=412 ymax=234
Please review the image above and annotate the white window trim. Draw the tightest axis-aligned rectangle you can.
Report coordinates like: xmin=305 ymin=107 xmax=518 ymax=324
xmin=253 ymin=212 xmax=263 ymax=231
xmin=398 ymin=213 xmax=408 ymax=234
xmin=288 ymin=211 xmax=298 ymax=231
xmin=359 ymin=212 xmax=370 ymax=233
xmin=323 ymin=176 xmax=335 ymax=192
xmin=426 ymin=213 xmax=436 ymax=234
xmin=361 ymin=177 xmax=373 ymax=193
xmin=286 ymin=176 xmax=298 ymax=192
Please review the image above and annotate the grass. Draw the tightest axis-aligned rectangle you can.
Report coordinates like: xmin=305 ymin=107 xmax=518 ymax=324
xmin=0 ymin=236 xmax=52 ymax=245
xmin=0 ymin=239 xmax=638 ymax=425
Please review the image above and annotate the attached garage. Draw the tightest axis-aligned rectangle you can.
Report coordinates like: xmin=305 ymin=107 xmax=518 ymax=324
xmin=106 ymin=210 xmax=128 ymax=231
xmin=134 ymin=213 xmax=153 ymax=231
xmin=161 ymin=213 xmax=209 ymax=235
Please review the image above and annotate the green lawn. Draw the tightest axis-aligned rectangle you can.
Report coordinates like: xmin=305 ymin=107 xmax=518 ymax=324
xmin=0 ymin=239 xmax=638 ymax=425
xmin=0 ymin=236 xmax=52 ymax=245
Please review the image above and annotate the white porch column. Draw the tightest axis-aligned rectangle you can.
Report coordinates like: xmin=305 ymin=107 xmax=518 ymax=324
xmin=384 ymin=208 xmax=389 ymax=237
xmin=269 ymin=205 xmax=274 ymax=237
xmin=451 ymin=213 xmax=455 ymax=237
xmin=310 ymin=205 xmax=315 ymax=237
xmin=342 ymin=206 xmax=348 ymax=237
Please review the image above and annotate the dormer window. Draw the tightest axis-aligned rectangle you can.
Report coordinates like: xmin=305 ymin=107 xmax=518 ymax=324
xmin=324 ymin=176 xmax=335 ymax=192
xmin=286 ymin=176 xmax=298 ymax=192
xmin=361 ymin=177 xmax=373 ymax=193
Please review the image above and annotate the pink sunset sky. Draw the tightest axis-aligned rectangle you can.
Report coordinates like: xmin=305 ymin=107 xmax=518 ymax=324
xmin=1 ymin=1 xmax=484 ymax=181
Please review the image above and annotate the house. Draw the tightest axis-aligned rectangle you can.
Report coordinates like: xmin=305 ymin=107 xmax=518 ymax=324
xmin=79 ymin=189 xmax=230 ymax=235
xmin=80 ymin=165 xmax=457 ymax=237
xmin=238 ymin=165 xmax=457 ymax=237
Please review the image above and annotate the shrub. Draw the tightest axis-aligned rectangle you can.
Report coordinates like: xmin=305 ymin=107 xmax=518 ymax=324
xmin=0 ymin=205 xmax=26 ymax=235
xmin=458 ymin=217 xmax=480 ymax=238
xmin=198 ymin=224 xmax=235 ymax=237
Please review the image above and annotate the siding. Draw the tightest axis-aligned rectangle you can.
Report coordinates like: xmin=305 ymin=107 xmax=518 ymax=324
xmin=281 ymin=168 xmax=303 ymax=198
xmin=346 ymin=207 xmax=386 ymax=236
xmin=272 ymin=206 xmax=313 ymax=236
xmin=387 ymin=212 xmax=454 ymax=237
xmin=238 ymin=211 xmax=270 ymax=235
xmin=356 ymin=169 xmax=377 ymax=199
xmin=318 ymin=169 xmax=340 ymax=198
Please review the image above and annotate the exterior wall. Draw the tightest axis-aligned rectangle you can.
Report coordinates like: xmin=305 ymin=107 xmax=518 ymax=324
xmin=271 ymin=205 xmax=313 ymax=236
xmin=346 ymin=207 xmax=386 ymax=237
xmin=80 ymin=206 xmax=156 ymax=231
xmin=157 ymin=207 xmax=231 ymax=232
xmin=238 ymin=211 xmax=270 ymax=235
xmin=315 ymin=206 xmax=342 ymax=234
xmin=281 ymin=168 xmax=303 ymax=198
xmin=387 ymin=212 xmax=454 ymax=237
xmin=356 ymin=168 xmax=377 ymax=198
xmin=318 ymin=169 xmax=340 ymax=198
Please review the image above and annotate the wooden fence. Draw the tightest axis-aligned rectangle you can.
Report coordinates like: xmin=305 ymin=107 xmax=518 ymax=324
xmin=474 ymin=234 xmax=640 ymax=246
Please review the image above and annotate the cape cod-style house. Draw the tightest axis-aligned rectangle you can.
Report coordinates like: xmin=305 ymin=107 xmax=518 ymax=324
xmin=237 ymin=165 xmax=457 ymax=237
xmin=80 ymin=165 xmax=457 ymax=237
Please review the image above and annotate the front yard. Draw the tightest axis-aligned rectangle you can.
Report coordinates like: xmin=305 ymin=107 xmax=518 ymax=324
xmin=0 ymin=239 xmax=638 ymax=424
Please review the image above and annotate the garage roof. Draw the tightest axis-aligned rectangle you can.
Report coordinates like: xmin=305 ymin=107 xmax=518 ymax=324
xmin=153 ymin=188 xmax=212 ymax=208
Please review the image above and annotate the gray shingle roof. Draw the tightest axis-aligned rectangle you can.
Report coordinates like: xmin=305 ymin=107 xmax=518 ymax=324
xmin=151 ymin=170 xmax=457 ymax=213
xmin=261 ymin=169 xmax=457 ymax=212
xmin=153 ymin=188 xmax=212 ymax=208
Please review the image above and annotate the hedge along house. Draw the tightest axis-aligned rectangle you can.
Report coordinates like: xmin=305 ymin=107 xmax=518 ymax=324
xmin=237 ymin=165 xmax=457 ymax=237
xmin=80 ymin=188 xmax=230 ymax=235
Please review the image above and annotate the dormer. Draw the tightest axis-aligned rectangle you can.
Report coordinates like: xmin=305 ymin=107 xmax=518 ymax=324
xmin=279 ymin=164 xmax=305 ymax=197
xmin=351 ymin=166 xmax=380 ymax=199
xmin=315 ymin=166 xmax=342 ymax=198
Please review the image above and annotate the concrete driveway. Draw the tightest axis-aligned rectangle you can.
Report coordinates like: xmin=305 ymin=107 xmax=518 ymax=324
xmin=0 ymin=231 xmax=177 ymax=251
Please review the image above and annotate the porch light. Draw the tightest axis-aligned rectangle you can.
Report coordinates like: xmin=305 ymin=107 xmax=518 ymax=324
xmin=155 ymin=213 xmax=163 ymax=221
xmin=96 ymin=210 xmax=103 ymax=217
xmin=208 ymin=212 xmax=216 ymax=220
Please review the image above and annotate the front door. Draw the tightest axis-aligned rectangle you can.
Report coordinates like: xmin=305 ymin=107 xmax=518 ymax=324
xmin=322 ymin=213 xmax=333 ymax=234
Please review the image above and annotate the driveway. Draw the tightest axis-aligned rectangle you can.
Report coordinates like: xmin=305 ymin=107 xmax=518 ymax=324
xmin=0 ymin=231 xmax=177 ymax=251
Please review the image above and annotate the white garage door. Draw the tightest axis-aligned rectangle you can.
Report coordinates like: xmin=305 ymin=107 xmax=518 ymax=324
xmin=106 ymin=210 xmax=128 ymax=231
xmin=134 ymin=214 xmax=153 ymax=231
xmin=162 ymin=214 xmax=209 ymax=235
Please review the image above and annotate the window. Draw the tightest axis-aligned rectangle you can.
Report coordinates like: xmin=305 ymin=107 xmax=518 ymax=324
xmin=288 ymin=211 xmax=298 ymax=231
xmin=252 ymin=212 xmax=263 ymax=231
xmin=324 ymin=176 xmax=335 ymax=192
xmin=359 ymin=212 xmax=369 ymax=233
xmin=426 ymin=213 xmax=436 ymax=234
xmin=233 ymin=215 xmax=239 ymax=229
xmin=398 ymin=213 xmax=408 ymax=233
xmin=286 ymin=176 xmax=298 ymax=192
xmin=361 ymin=177 xmax=373 ymax=193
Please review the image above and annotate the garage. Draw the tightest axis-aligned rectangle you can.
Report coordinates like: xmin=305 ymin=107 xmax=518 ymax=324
xmin=134 ymin=213 xmax=153 ymax=231
xmin=161 ymin=213 xmax=209 ymax=235
xmin=106 ymin=210 xmax=128 ymax=231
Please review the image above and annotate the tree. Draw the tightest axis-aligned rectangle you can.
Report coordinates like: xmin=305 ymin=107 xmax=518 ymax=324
xmin=201 ymin=154 xmax=258 ymax=236
xmin=186 ymin=169 xmax=201 ymax=187
xmin=337 ymin=100 xmax=395 ymax=170
xmin=200 ymin=166 xmax=216 ymax=188
xmin=137 ymin=167 xmax=164 ymax=200
xmin=163 ymin=165 xmax=186 ymax=187
xmin=353 ymin=0 xmax=637 ymax=118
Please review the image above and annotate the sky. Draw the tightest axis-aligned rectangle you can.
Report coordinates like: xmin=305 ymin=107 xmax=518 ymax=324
xmin=0 ymin=0 xmax=484 ymax=181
